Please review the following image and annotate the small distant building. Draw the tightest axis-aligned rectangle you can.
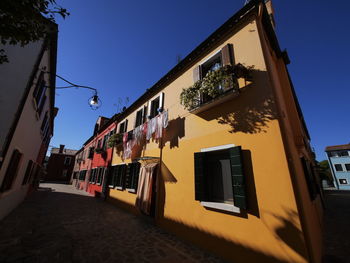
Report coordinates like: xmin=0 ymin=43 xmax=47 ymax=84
xmin=325 ymin=144 xmax=350 ymax=190
xmin=46 ymin=145 xmax=77 ymax=182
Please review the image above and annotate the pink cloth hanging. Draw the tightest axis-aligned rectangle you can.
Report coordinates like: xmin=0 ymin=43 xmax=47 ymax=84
xmin=135 ymin=162 xmax=158 ymax=215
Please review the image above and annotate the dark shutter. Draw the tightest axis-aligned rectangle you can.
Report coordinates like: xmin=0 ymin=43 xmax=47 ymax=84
xmin=300 ymin=157 xmax=318 ymax=200
xmin=221 ymin=44 xmax=234 ymax=66
xmin=132 ymin=162 xmax=141 ymax=190
xmin=194 ymin=152 xmax=207 ymax=201
xmin=125 ymin=164 xmax=132 ymax=189
xmin=229 ymin=146 xmax=247 ymax=209
xmin=22 ymin=160 xmax=34 ymax=185
xmin=193 ymin=65 xmax=202 ymax=82
xmin=37 ymin=95 xmax=47 ymax=116
xmin=1 ymin=149 xmax=22 ymax=192
xmin=124 ymin=120 xmax=128 ymax=133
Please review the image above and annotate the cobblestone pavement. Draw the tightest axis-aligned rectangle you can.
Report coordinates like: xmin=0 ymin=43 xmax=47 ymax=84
xmin=0 ymin=183 xmax=225 ymax=263
xmin=323 ymin=190 xmax=350 ymax=263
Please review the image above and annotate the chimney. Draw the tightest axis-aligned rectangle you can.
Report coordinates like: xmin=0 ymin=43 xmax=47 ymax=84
xmin=59 ymin=144 xmax=65 ymax=154
xmin=265 ymin=0 xmax=276 ymax=29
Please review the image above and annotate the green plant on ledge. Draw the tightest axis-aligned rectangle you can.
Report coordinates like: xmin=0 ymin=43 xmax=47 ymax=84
xmin=107 ymin=133 xmax=123 ymax=148
xmin=180 ymin=64 xmax=251 ymax=110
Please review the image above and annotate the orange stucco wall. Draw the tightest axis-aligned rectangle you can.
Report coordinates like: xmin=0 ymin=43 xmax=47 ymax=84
xmin=108 ymin=12 xmax=321 ymax=263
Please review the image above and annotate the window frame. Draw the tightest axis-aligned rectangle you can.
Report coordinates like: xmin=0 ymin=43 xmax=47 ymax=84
xmin=108 ymin=164 xmax=127 ymax=190
xmin=0 ymin=149 xmax=23 ymax=192
xmin=64 ymin=157 xmax=71 ymax=166
xmin=125 ymin=162 xmax=141 ymax=193
xmin=345 ymin=164 xmax=350 ymax=172
xmin=194 ymin=144 xmax=244 ymax=213
xmin=335 ymin=164 xmax=343 ymax=172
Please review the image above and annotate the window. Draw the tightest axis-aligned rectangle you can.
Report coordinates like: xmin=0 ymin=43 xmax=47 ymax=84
xmin=192 ymin=44 xmax=234 ymax=106
xmin=148 ymin=93 xmax=164 ymax=119
xmin=150 ymin=97 xmax=160 ymax=119
xmin=339 ymin=151 xmax=349 ymax=157
xmin=194 ymin=145 xmax=246 ymax=212
xmin=41 ymin=112 xmax=48 ymax=132
xmin=33 ymin=72 xmax=47 ymax=107
xmin=345 ymin=164 xmax=350 ymax=171
xmin=119 ymin=120 xmax=128 ymax=134
xmin=135 ymin=108 xmax=145 ymax=127
xmin=102 ymin=134 xmax=108 ymax=150
xmin=108 ymin=164 xmax=127 ymax=189
xmin=62 ymin=169 xmax=68 ymax=177
xmin=201 ymin=52 xmax=222 ymax=79
xmin=37 ymin=95 xmax=47 ymax=117
xmin=125 ymin=162 xmax=141 ymax=192
xmin=96 ymin=167 xmax=104 ymax=185
xmin=300 ymin=157 xmax=318 ymax=201
xmin=0 ymin=149 xmax=22 ymax=192
xmin=64 ymin=157 xmax=71 ymax=166
xmin=89 ymin=169 xmax=97 ymax=184
xmin=97 ymin=139 xmax=102 ymax=149
xmin=88 ymin=147 xmax=94 ymax=159
xmin=339 ymin=179 xmax=348 ymax=184
xmin=79 ymin=170 xmax=87 ymax=181
xmin=335 ymin=164 xmax=343 ymax=172
xmin=22 ymin=160 xmax=34 ymax=185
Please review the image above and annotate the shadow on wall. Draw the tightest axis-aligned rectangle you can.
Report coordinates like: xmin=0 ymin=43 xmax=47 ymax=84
xmin=261 ymin=207 xmax=308 ymax=261
xmin=197 ymin=70 xmax=277 ymax=134
xmin=161 ymin=117 xmax=185 ymax=149
xmin=159 ymin=216 xmax=296 ymax=263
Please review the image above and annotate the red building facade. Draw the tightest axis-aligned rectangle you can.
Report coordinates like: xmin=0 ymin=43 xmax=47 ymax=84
xmin=87 ymin=121 xmax=116 ymax=196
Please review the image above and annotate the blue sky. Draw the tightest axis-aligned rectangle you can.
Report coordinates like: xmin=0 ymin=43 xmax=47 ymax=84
xmin=51 ymin=0 xmax=350 ymax=161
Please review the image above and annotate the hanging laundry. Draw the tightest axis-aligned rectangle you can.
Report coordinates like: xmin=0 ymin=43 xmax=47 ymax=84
xmin=123 ymin=132 xmax=128 ymax=144
xmin=155 ymin=114 xmax=163 ymax=139
xmin=162 ymin=110 xmax=168 ymax=128
xmin=146 ymin=118 xmax=156 ymax=141
xmin=133 ymin=125 xmax=144 ymax=145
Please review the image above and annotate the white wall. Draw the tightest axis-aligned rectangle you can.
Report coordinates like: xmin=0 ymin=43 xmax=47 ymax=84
xmin=0 ymin=43 xmax=53 ymax=220
xmin=0 ymin=41 xmax=43 ymax=157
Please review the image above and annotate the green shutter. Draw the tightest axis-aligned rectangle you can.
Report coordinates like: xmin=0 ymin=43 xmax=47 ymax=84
xmin=132 ymin=162 xmax=141 ymax=190
xmin=125 ymin=164 xmax=132 ymax=189
xmin=221 ymin=43 xmax=234 ymax=66
xmin=229 ymin=146 xmax=247 ymax=209
xmin=194 ymin=152 xmax=207 ymax=201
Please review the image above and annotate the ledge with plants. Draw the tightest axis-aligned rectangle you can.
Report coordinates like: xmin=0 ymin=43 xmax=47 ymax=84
xmin=180 ymin=63 xmax=252 ymax=112
xmin=107 ymin=133 xmax=123 ymax=148
xmin=94 ymin=147 xmax=105 ymax=154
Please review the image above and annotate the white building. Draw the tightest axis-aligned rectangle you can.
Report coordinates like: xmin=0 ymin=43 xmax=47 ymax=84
xmin=0 ymin=22 xmax=58 ymax=220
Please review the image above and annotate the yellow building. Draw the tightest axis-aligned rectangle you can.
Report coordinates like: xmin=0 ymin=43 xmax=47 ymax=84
xmin=106 ymin=1 xmax=323 ymax=262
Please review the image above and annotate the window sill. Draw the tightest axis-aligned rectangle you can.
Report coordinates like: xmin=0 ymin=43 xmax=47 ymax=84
xmin=190 ymin=88 xmax=239 ymax=115
xmin=126 ymin=188 xmax=136 ymax=193
xmin=200 ymin=201 xmax=241 ymax=214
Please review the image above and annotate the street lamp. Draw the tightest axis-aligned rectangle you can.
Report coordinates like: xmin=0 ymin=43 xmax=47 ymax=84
xmin=51 ymin=73 xmax=102 ymax=110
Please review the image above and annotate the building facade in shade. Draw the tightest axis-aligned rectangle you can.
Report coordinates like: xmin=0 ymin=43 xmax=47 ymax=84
xmin=0 ymin=22 xmax=58 ymax=220
xmin=72 ymin=116 xmax=116 ymax=193
xmin=74 ymin=1 xmax=323 ymax=262
xmin=325 ymin=144 xmax=350 ymax=190
xmin=45 ymin=145 xmax=77 ymax=182
xmin=87 ymin=119 xmax=116 ymax=196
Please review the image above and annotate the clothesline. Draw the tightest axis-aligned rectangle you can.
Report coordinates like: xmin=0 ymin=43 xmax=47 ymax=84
xmin=122 ymin=110 xmax=169 ymax=159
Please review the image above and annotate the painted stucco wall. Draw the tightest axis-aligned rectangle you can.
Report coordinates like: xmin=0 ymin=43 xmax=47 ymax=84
xmin=0 ymin=42 xmax=43 ymax=157
xmin=106 ymin=15 xmax=318 ymax=262
xmin=0 ymin=46 xmax=54 ymax=220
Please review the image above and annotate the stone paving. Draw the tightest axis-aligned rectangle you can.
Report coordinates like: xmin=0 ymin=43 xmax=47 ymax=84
xmin=0 ymin=183 xmax=226 ymax=263
xmin=323 ymin=190 xmax=350 ymax=263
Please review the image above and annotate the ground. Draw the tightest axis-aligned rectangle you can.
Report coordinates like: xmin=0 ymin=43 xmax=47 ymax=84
xmin=323 ymin=190 xmax=350 ymax=263
xmin=0 ymin=183 xmax=225 ymax=263
xmin=1 ymin=184 xmax=349 ymax=263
